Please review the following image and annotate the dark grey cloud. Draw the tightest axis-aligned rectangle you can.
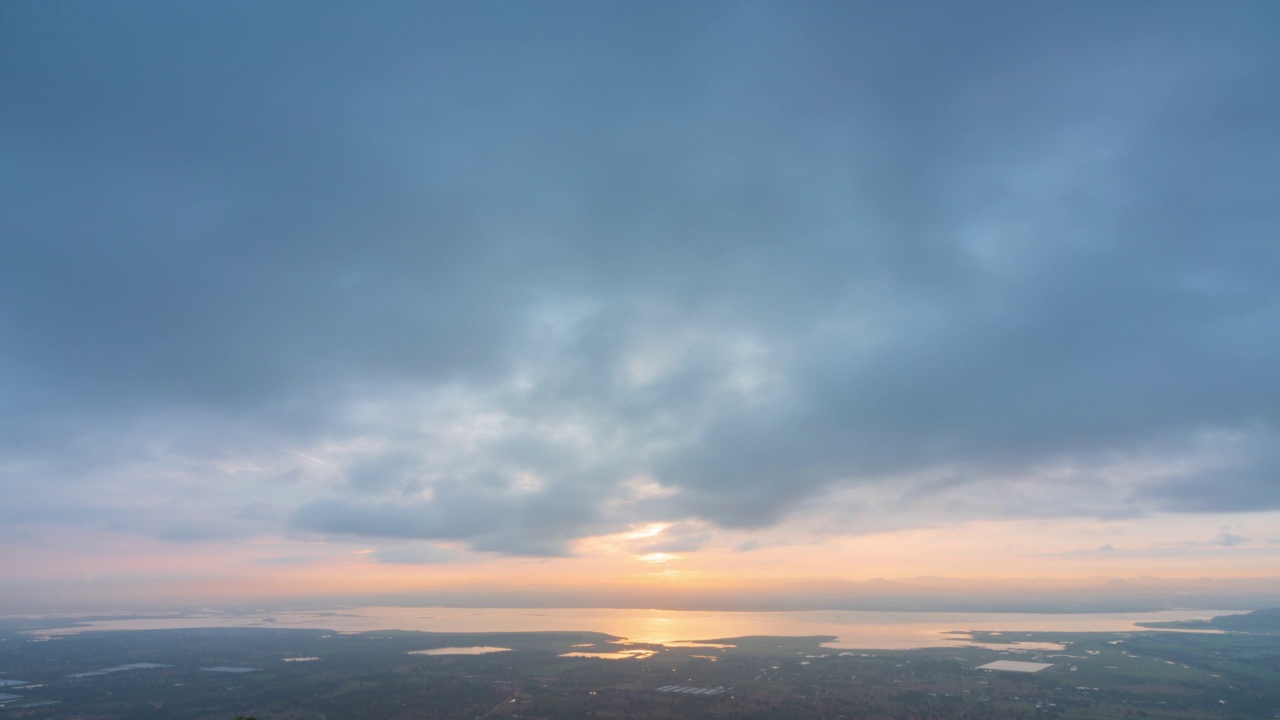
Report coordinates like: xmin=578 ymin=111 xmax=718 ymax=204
xmin=293 ymin=479 xmax=601 ymax=557
xmin=1136 ymin=429 xmax=1280 ymax=513
xmin=2 ymin=1 xmax=1279 ymax=555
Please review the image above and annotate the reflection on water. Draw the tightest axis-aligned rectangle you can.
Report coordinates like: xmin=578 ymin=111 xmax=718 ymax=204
xmin=19 ymin=607 xmax=1231 ymax=650
xmin=663 ymin=641 xmax=735 ymax=648
xmin=407 ymin=646 xmax=511 ymax=655
xmin=944 ymin=639 xmax=1066 ymax=651
xmin=560 ymin=649 xmax=658 ymax=659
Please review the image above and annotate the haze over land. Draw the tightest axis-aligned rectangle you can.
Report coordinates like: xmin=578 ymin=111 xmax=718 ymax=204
xmin=2 ymin=1 xmax=1279 ymax=613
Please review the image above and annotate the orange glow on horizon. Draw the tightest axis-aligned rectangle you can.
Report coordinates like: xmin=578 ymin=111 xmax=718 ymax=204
xmin=4 ymin=511 xmax=1279 ymax=613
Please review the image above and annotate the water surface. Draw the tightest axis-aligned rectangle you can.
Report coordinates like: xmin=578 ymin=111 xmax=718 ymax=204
xmin=407 ymin=646 xmax=512 ymax=655
xmin=18 ymin=606 xmax=1230 ymax=650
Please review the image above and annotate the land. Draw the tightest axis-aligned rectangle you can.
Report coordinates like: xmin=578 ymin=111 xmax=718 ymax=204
xmin=0 ymin=618 xmax=1277 ymax=720
xmin=1137 ymin=607 xmax=1280 ymax=633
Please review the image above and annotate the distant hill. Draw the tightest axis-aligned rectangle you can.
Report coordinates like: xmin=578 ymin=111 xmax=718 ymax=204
xmin=1137 ymin=607 xmax=1280 ymax=632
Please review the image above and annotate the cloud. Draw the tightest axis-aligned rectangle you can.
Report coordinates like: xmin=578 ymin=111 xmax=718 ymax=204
xmin=2 ymin=2 xmax=1279 ymax=561
xmin=370 ymin=544 xmax=465 ymax=566
xmin=1213 ymin=531 xmax=1248 ymax=548
xmin=1043 ymin=527 xmax=1270 ymax=560
xmin=292 ymin=489 xmax=594 ymax=557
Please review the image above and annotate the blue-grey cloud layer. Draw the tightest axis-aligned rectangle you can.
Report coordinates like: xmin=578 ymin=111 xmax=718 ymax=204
xmin=3 ymin=1 xmax=1278 ymax=555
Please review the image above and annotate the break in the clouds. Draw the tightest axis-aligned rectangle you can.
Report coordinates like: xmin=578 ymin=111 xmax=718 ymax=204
xmin=2 ymin=1 xmax=1279 ymax=560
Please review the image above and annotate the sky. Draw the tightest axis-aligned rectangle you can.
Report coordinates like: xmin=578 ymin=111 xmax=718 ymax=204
xmin=2 ymin=1 xmax=1280 ymax=613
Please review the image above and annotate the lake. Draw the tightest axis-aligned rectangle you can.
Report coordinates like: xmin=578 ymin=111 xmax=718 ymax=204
xmin=16 ymin=606 xmax=1233 ymax=650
